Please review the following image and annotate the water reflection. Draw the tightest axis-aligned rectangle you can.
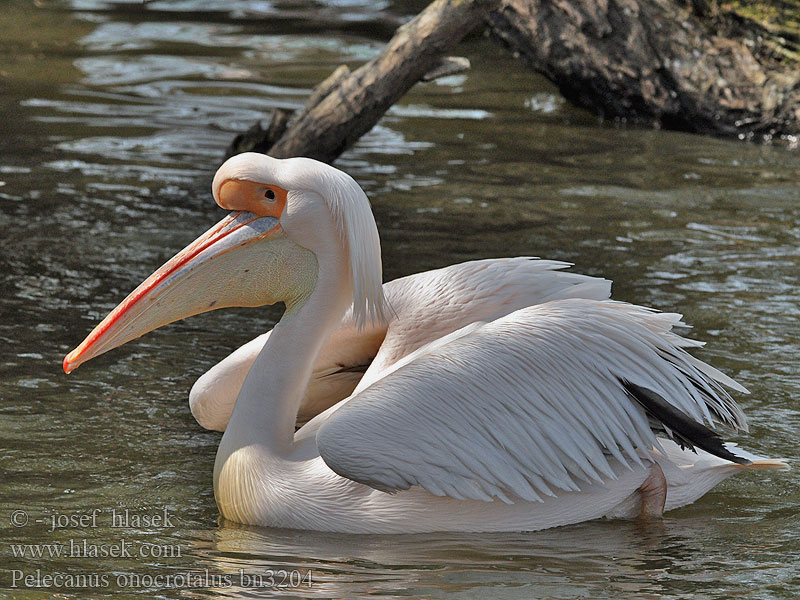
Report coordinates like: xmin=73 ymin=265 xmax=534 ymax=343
xmin=190 ymin=514 xmax=794 ymax=598
xmin=0 ymin=0 xmax=798 ymax=598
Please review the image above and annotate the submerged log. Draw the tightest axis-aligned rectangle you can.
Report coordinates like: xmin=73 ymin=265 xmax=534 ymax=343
xmin=486 ymin=0 xmax=800 ymax=138
xmin=228 ymin=0 xmax=496 ymax=162
xmin=227 ymin=109 xmax=292 ymax=158
xmin=228 ymin=0 xmax=800 ymax=162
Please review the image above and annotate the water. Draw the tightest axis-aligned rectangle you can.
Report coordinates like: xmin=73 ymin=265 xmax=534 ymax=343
xmin=1 ymin=0 xmax=798 ymax=597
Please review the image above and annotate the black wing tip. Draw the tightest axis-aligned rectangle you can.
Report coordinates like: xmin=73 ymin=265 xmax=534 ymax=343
xmin=620 ymin=379 xmax=752 ymax=466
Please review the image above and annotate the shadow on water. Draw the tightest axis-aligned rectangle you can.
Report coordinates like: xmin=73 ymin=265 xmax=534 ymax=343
xmin=0 ymin=0 xmax=798 ymax=598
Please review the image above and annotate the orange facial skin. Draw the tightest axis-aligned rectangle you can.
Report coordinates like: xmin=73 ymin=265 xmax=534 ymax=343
xmin=217 ymin=179 xmax=288 ymax=218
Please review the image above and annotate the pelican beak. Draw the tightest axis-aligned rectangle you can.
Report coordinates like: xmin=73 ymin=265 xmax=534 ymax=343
xmin=63 ymin=211 xmax=281 ymax=374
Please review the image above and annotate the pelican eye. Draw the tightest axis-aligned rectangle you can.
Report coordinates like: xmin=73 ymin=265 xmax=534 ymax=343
xmin=264 ymin=189 xmax=276 ymax=202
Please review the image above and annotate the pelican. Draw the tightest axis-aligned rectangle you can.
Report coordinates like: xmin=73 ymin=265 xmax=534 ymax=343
xmin=64 ymin=153 xmax=786 ymax=533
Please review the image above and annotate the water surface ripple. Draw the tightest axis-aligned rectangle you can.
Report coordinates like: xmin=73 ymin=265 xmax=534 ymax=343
xmin=0 ymin=0 xmax=798 ymax=598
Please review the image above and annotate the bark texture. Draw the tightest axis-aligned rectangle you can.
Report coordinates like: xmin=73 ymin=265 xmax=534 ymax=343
xmin=485 ymin=0 xmax=800 ymax=137
xmin=228 ymin=0 xmax=800 ymax=163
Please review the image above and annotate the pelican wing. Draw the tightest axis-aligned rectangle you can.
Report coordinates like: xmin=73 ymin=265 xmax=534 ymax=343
xmin=316 ymin=299 xmax=749 ymax=503
xmin=360 ymin=257 xmax=611 ymax=384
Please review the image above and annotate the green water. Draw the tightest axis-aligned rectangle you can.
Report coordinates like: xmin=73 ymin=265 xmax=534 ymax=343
xmin=0 ymin=0 xmax=798 ymax=597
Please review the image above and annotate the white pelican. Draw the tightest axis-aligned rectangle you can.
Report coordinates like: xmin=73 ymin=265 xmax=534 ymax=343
xmin=64 ymin=153 xmax=786 ymax=533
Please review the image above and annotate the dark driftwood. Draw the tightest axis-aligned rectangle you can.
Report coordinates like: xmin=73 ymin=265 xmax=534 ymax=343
xmin=228 ymin=0 xmax=496 ymax=161
xmin=227 ymin=109 xmax=292 ymax=158
xmin=228 ymin=0 xmax=800 ymax=161
xmin=486 ymin=0 xmax=800 ymax=138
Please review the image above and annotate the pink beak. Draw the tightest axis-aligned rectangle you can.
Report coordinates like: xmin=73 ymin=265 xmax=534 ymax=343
xmin=64 ymin=211 xmax=281 ymax=373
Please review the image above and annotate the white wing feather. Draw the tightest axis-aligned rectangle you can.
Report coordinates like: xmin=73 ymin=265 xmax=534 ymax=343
xmin=315 ymin=299 xmax=748 ymax=503
xmin=191 ymin=258 xmax=610 ymax=430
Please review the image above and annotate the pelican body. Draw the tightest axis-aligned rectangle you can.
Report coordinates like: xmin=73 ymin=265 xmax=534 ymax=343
xmin=64 ymin=153 xmax=786 ymax=533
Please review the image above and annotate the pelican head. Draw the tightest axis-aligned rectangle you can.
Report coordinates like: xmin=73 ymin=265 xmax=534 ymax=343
xmin=63 ymin=153 xmax=386 ymax=374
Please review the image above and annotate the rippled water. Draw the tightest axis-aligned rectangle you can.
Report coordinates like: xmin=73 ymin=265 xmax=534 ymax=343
xmin=1 ymin=0 xmax=798 ymax=597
